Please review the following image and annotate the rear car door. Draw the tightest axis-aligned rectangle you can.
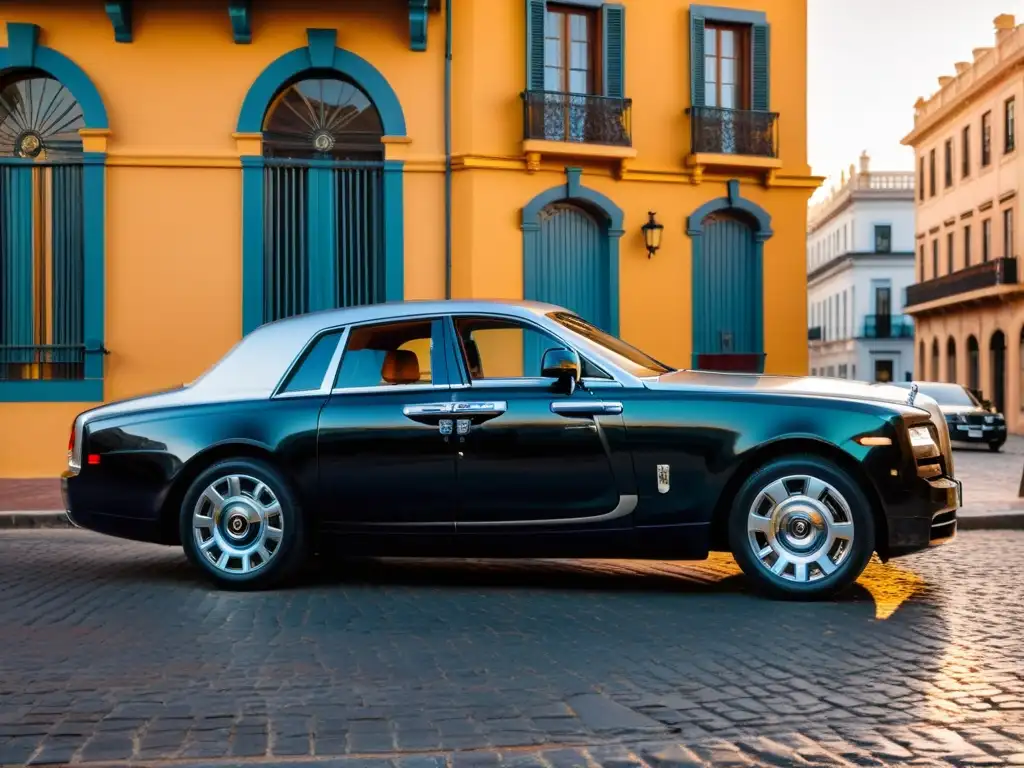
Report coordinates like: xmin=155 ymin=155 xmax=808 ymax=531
xmin=316 ymin=316 xmax=458 ymax=533
xmin=445 ymin=313 xmax=635 ymax=530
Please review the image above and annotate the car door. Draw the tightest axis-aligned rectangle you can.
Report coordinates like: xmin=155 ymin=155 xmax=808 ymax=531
xmin=316 ymin=315 xmax=458 ymax=533
xmin=445 ymin=313 xmax=634 ymax=530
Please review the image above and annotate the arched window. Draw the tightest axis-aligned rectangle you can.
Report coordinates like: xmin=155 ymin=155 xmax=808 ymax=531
xmin=263 ymin=74 xmax=384 ymax=161
xmin=990 ymin=330 xmax=1007 ymax=413
xmin=931 ymin=338 xmax=940 ymax=380
xmin=0 ymin=70 xmax=87 ymax=382
xmin=946 ymin=337 xmax=957 ymax=383
xmin=259 ymin=73 xmax=387 ymax=322
xmin=967 ymin=335 xmax=980 ymax=391
xmin=918 ymin=339 xmax=926 ymax=379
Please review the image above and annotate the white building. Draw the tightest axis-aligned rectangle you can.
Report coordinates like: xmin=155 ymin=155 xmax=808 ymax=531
xmin=806 ymin=153 xmax=917 ymax=383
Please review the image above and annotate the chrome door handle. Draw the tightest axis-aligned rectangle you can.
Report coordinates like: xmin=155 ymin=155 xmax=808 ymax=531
xmin=551 ymin=401 xmax=623 ymax=416
xmin=452 ymin=401 xmax=507 ymax=417
xmin=402 ymin=402 xmax=453 ymax=417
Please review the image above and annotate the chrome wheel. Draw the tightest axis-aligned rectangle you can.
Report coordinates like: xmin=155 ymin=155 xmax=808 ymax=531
xmin=746 ymin=474 xmax=855 ymax=583
xmin=191 ymin=474 xmax=284 ymax=576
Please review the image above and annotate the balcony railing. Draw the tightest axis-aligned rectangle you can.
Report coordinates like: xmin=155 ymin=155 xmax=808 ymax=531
xmin=687 ymin=106 xmax=779 ymax=158
xmin=521 ymin=91 xmax=632 ymax=147
xmin=905 ymin=257 xmax=1019 ymax=306
xmin=808 ymin=326 xmax=822 ymax=341
xmin=861 ymin=314 xmax=914 ymax=339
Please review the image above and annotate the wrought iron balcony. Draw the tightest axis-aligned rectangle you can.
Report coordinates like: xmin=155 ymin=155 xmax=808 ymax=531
xmin=905 ymin=257 xmax=1019 ymax=307
xmin=521 ymin=91 xmax=632 ymax=147
xmin=687 ymin=107 xmax=779 ymax=158
xmin=808 ymin=326 xmax=822 ymax=341
xmin=860 ymin=314 xmax=914 ymax=339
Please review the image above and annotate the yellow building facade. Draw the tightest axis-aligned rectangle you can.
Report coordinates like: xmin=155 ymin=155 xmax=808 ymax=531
xmin=0 ymin=0 xmax=819 ymax=498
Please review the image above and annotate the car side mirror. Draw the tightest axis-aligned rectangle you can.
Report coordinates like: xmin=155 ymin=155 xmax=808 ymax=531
xmin=541 ymin=347 xmax=581 ymax=394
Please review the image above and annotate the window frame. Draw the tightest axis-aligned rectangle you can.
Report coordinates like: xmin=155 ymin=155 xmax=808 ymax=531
xmin=946 ymin=230 xmax=954 ymax=274
xmin=873 ymin=224 xmax=892 ymax=254
xmin=944 ymin=137 xmax=953 ymax=188
xmin=293 ymin=315 xmax=453 ymax=397
xmin=964 ymin=224 xmax=972 ymax=267
xmin=929 ymin=148 xmax=936 ymax=197
xmin=983 ymin=217 xmax=992 ymax=261
xmin=931 ymin=239 xmax=939 ymax=278
xmin=982 ymin=110 xmax=993 ymax=166
xmin=273 ymin=327 xmax=348 ymax=398
xmin=918 ymin=156 xmax=925 ymax=201
xmin=543 ymin=3 xmax=601 ymax=96
xmin=962 ymin=124 xmax=971 ymax=177
xmin=703 ymin=21 xmax=750 ymax=110
xmin=1003 ymin=207 xmax=1014 ymax=258
xmin=1005 ymin=96 xmax=1016 ymax=154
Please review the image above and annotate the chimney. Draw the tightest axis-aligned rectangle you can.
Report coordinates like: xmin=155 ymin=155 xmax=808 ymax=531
xmin=938 ymin=75 xmax=954 ymax=88
xmin=859 ymin=150 xmax=870 ymax=174
xmin=954 ymin=61 xmax=970 ymax=74
xmin=995 ymin=13 xmax=1016 ymax=43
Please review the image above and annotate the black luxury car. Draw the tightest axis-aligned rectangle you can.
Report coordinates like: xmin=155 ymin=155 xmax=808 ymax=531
xmin=892 ymin=381 xmax=1007 ymax=452
xmin=62 ymin=300 xmax=960 ymax=599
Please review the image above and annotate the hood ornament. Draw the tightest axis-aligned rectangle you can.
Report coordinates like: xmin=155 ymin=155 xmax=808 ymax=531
xmin=906 ymin=382 xmax=919 ymax=406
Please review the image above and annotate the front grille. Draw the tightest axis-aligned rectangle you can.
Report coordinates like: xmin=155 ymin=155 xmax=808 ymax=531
xmin=965 ymin=414 xmax=987 ymax=426
xmin=931 ymin=510 xmax=957 ymax=541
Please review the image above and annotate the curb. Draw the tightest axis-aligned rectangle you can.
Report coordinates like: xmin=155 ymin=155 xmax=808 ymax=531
xmin=0 ymin=511 xmax=72 ymax=529
xmin=958 ymin=511 xmax=1024 ymax=530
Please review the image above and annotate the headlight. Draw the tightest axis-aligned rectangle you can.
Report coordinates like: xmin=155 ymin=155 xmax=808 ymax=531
xmin=908 ymin=425 xmax=940 ymax=458
xmin=948 ymin=413 xmax=966 ymax=423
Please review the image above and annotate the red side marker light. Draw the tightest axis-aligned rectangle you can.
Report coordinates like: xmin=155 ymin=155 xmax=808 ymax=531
xmin=87 ymin=454 xmax=101 ymax=465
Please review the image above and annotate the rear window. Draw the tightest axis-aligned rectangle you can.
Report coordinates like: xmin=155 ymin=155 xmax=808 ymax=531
xmin=279 ymin=330 xmax=344 ymax=393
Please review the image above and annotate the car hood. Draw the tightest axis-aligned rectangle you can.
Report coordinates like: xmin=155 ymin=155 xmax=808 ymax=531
xmin=937 ymin=404 xmax=990 ymax=416
xmin=649 ymin=369 xmax=928 ymax=410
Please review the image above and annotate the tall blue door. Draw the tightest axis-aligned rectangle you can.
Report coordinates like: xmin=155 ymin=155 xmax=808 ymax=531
xmin=692 ymin=211 xmax=763 ymax=369
xmin=523 ymin=202 xmax=609 ymax=374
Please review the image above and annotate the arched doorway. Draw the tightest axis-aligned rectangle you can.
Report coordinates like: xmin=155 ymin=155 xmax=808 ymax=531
xmin=0 ymin=69 xmax=87 ymax=381
xmin=931 ymin=338 xmax=940 ymax=380
xmin=692 ymin=210 xmax=762 ymax=369
xmin=523 ymin=202 xmax=611 ymax=374
xmin=946 ymin=337 xmax=957 ymax=383
xmin=260 ymin=74 xmax=385 ymax=322
xmin=990 ymin=330 xmax=1006 ymax=412
xmin=918 ymin=339 xmax=925 ymax=379
xmin=968 ymin=335 xmax=980 ymax=392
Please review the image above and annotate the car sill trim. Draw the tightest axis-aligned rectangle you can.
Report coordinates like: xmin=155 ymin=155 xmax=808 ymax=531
xmin=455 ymin=494 xmax=638 ymax=528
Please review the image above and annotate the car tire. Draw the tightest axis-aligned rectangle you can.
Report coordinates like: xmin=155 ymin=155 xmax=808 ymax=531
xmin=179 ymin=457 xmax=308 ymax=590
xmin=727 ymin=454 xmax=875 ymax=601
xmin=988 ymin=441 xmax=1004 ymax=452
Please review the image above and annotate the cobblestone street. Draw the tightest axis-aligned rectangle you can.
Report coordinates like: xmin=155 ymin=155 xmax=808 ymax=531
xmin=953 ymin=435 xmax=1024 ymax=517
xmin=0 ymin=527 xmax=1022 ymax=767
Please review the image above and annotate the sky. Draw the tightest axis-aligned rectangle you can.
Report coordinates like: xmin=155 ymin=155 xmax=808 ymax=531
xmin=807 ymin=0 xmax=1018 ymax=202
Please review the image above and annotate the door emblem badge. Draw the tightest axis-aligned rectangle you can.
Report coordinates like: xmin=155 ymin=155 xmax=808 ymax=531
xmin=439 ymin=419 xmax=454 ymax=436
xmin=657 ymin=464 xmax=670 ymax=494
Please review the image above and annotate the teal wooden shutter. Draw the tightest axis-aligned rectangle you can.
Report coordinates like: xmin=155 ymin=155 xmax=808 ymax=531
xmin=601 ymin=4 xmax=625 ymax=98
xmin=751 ymin=22 xmax=770 ymax=111
xmin=689 ymin=12 xmax=706 ymax=108
xmin=525 ymin=0 xmax=546 ymax=91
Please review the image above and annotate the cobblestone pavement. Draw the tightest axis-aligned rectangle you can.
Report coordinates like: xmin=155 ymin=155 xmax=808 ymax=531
xmin=953 ymin=434 xmax=1024 ymax=516
xmin=0 ymin=530 xmax=1022 ymax=767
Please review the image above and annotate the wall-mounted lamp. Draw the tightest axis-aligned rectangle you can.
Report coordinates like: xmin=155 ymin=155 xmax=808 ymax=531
xmin=641 ymin=211 xmax=664 ymax=258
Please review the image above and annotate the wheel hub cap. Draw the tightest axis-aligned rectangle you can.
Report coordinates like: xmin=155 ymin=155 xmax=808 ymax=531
xmin=191 ymin=474 xmax=285 ymax=576
xmin=746 ymin=474 xmax=856 ymax=583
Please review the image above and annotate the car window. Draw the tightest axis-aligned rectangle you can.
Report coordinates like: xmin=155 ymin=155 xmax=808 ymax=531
xmin=280 ymin=329 xmax=344 ymax=393
xmin=906 ymin=383 xmax=981 ymax=406
xmin=547 ymin=311 xmax=673 ymax=376
xmin=334 ymin=319 xmax=434 ymax=389
xmin=452 ymin=316 xmax=610 ymax=380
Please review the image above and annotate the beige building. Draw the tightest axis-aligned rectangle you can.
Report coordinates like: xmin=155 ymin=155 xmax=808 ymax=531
xmin=903 ymin=13 xmax=1024 ymax=427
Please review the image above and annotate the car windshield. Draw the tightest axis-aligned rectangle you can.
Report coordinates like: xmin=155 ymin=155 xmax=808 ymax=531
xmin=548 ymin=312 xmax=674 ymax=377
xmin=897 ymin=382 xmax=982 ymax=407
